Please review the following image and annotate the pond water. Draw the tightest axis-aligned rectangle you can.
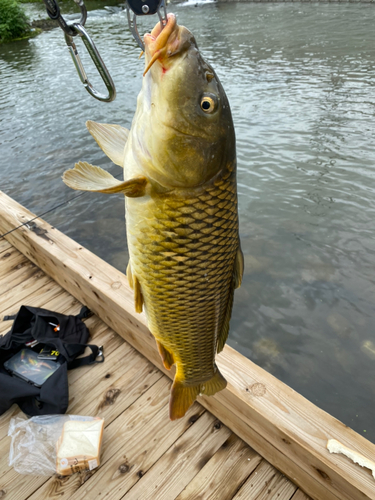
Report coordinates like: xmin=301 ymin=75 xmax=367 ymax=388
xmin=1 ymin=2 xmax=375 ymax=441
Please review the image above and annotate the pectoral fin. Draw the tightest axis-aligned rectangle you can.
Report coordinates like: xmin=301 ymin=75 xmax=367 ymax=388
xmin=86 ymin=121 xmax=129 ymax=167
xmin=63 ymin=162 xmax=147 ymax=197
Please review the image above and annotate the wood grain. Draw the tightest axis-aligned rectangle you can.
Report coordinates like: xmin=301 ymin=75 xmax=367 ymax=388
xmin=0 ymin=271 xmax=53 ymax=315
xmin=0 ymin=239 xmax=12 ymax=254
xmin=232 ymin=460 xmax=297 ymax=499
xmin=176 ymin=433 xmax=262 ymax=500
xmin=122 ymin=411 xmax=231 ymax=500
xmin=292 ymin=490 xmax=313 ymax=500
xmin=69 ymin=405 xmax=206 ymax=500
xmin=0 ymin=260 xmax=38 ymax=298
xmin=1 ymin=192 xmax=375 ymax=500
xmin=0 ymin=247 xmax=26 ymax=280
xmin=25 ymin=377 xmax=172 ymax=500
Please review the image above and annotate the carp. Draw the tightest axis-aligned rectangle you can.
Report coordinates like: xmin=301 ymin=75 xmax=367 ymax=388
xmin=63 ymin=14 xmax=243 ymax=420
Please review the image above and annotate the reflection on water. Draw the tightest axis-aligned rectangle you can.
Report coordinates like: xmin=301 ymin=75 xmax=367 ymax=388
xmin=1 ymin=3 xmax=375 ymax=441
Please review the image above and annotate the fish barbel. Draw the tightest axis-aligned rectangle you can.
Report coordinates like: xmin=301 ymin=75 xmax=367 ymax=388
xmin=63 ymin=14 xmax=244 ymax=420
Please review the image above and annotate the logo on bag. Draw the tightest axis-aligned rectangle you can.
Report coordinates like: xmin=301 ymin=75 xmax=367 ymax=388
xmin=60 ymin=458 xmax=68 ymax=467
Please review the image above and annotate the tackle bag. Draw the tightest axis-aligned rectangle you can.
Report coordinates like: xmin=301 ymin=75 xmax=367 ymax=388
xmin=0 ymin=305 xmax=104 ymax=416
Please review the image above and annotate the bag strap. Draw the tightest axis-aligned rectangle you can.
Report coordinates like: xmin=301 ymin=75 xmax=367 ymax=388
xmin=67 ymin=344 xmax=104 ymax=369
xmin=3 ymin=314 xmax=17 ymax=321
xmin=75 ymin=306 xmax=92 ymax=320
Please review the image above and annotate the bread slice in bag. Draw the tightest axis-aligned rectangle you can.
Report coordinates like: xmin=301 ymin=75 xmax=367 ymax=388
xmin=56 ymin=418 xmax=104 ymax=475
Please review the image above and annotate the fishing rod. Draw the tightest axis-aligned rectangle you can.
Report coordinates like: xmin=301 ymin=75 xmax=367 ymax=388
xmin=42 ymin=0 xmax=168 ymax=102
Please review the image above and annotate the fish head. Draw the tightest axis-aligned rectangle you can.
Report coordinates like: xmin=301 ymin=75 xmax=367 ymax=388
xmin=133 ymin=14 xmax=235 ymax=189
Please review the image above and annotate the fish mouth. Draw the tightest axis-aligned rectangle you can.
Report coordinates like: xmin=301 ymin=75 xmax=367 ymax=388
xmin=143 ymin=14 xmax=182 ymax=76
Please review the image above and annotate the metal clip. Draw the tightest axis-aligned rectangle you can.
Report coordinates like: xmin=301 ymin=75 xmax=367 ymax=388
xmin=127 ymin=8 xmax=144 ymax=51
xmin=95 ymin=345 xmax=104 ymax=363
xmin=126 ymin=0 xmax=168 ymax=51
xmin=157 ymin=0 xmax=168 ymax=31
xmin=43 ymin=0 xmax=87 ymax=37
xmin=65 ymin=23 xmax=116 ymax=102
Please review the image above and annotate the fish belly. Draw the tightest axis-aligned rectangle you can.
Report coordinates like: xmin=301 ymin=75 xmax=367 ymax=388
xmin=126 ymin=163 xmax=239 ymax=417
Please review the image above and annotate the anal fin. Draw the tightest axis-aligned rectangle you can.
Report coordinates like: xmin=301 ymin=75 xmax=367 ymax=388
xmin=156 ymin=340 xmax=174 ymax=370
xmin=169 ymin=366 xmax=227 ymax=420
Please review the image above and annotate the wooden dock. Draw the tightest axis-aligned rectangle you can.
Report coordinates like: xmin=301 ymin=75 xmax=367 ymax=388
xmin=0 ymin=192 xmax=374 ymax=500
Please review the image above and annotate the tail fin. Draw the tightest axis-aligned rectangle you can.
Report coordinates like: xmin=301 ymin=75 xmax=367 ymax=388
xmin=169 ymin=366 xmax=227 ymax=420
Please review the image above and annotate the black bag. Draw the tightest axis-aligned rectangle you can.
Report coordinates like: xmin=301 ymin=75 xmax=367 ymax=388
xmin=0 ymin=305 xmax=104 ymax=416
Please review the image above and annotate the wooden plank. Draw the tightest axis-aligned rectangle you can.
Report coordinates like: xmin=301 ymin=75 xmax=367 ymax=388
xmin=122 ymin=411 xmax=231 ymax=500
xmin=1 ymin=376 xmax=169 ymax=500
xmin=232 ymin=460 xmax=297 ymax=500
xmin=1 ymin=192 xmax=375 ymax=500
xmin=175 ymin=434 xmax=262 ymax=500
xmin=0 ymin=260 xmax=38 ymax=297
xmin=67 ymin=405 xmax=205 ymax=500
xmin=24 ymin=377 xmax=174 ymax=500
xmin=292 ymin=490 xmax=313 ymax=500
xmin=0 ymin=239 xmax=12 ymax=254
xmin=0 ymin=248 xmax=27 ymax=280
xmin=0 ymin=249 xmax=28 ymax=286
xmin=0 ymin=271 xmax=53 ymax=316
xmin=200 ymin=386 xmax=339 ymax=500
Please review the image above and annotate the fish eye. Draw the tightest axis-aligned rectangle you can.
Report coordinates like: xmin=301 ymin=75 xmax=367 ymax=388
xmin=200 ymin=93 xmax=218 ymax=114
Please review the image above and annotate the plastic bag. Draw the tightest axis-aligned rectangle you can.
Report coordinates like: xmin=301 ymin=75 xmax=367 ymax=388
xmin=8 ymin=415 xmax=104 ymax=476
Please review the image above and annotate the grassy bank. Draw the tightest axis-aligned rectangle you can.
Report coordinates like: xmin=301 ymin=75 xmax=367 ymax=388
xmin=0 ymin=0 xmax=32 ymax=43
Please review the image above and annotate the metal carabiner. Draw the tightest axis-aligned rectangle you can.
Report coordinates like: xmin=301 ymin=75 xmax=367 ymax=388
xmin=65 ymin=23 xmax=116 ymax=103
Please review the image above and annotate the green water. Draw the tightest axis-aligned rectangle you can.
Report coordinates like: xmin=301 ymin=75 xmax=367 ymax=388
xmin=1 ymin=1 xmax=375 ymax=441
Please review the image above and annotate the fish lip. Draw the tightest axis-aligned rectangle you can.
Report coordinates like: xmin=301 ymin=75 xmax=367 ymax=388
xmin=143 ymin=14 xmax=181 ymax=75
xmin=144 ymin=13 xmax=177 ymax=54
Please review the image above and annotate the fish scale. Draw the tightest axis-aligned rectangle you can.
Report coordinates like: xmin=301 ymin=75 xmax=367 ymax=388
xmin=127 ymin=161 xmax=239 ymax=384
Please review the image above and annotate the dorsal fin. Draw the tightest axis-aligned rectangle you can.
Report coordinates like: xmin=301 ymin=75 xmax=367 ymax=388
xmin=86 ymin=121 xmax=129 ymax=167
xmin=63 ymin=161 xmax=147 ymax=197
